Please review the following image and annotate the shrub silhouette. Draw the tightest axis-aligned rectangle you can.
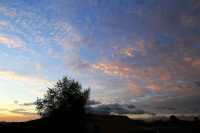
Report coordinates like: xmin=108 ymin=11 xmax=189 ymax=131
xmin=35 ymin=76 xmax=90 ymax=119
xmin=169 ymin=115 xmax=179 ymax=122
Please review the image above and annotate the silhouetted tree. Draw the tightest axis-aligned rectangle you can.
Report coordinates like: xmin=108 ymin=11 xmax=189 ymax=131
xmin=169 ymin=115 xmax=179 ymax=122
xmin=194 ymin=117 xmax=199 ymax=123
xmin=35 ymin=76 xmax=90 ymax=119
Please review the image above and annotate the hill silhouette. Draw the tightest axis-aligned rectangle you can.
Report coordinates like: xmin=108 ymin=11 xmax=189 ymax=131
xmin=0 ymin=114 xmax=200 ymax=133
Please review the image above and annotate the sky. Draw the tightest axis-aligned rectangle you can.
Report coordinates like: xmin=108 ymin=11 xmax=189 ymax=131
xmin=0 ymin=0 xmax=200 ymax=121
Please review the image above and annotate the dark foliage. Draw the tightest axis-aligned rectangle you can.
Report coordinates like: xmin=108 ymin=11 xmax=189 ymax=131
xmin=35 ymin=76 xmax=90 ymax=119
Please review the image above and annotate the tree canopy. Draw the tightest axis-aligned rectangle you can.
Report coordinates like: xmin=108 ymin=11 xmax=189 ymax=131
xmin=35 ymin=76 xmax=90 ymax=118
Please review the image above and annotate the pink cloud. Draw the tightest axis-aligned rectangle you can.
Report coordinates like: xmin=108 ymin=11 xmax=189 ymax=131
xmin=128 ymin=82 xmax=146 ymax=97
xmin=0 ymin=35 xmax=26 ymax=49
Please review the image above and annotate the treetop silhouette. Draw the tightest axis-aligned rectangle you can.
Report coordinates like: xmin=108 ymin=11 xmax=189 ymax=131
xmin=35 ymin=76 xmax=90 ymax=118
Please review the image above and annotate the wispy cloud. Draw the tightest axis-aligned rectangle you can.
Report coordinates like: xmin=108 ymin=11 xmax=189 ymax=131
xmin=10 ymin=108 xmax=37 ymax=115
xmin=0 ymin=70 xmax=49 ymax=85
xmin=0 ymin=4 xmax=16 ymax=17
xmin=0 ymin=21 xmax=8 ymax=28
xmin=92 ymin=62 xmax=133 ymax=77
xmin=53 ymin=21 xmax=83 ymax=49
xmin=14 ymin=100 xmax=35 ymax=106
xmin=0 ymin=35 xmax=26 ymax=49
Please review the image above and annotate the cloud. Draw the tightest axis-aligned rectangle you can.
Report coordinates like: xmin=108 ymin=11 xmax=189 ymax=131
xmin=192 ymin=59 xmax=200 ymax=67
xmin=0 ymin=35 xmax=26 ymax=49
xmin=136 ymin=40 xmax=146 ymax=56
xmin=0 ymin=0 xmax=199 ymax=116
xmin=0 ymin=21 xmax=8 ymax=28
xmin=119 ymin=47 xmax=135 ymax=57
xmin=19 ymin=102 xmax=35 ymax=106
xmin=91 ymin=61 xmax=172 ymax=81
xmin=192 ymin=0 xmax=200 ymax=10
xmin=14 ymin=100 xmax=19 ymax=104
xmin=53 ymin=21 xmax=83 ymax=49
xmin=139 ymin=94 xmax=200 ymax=114
xmin=86 ymin=103 xmax=153 ymax=115
xmin=147 ymin=80 xmax=162 ymax=92
xmin=51 ymin=21 xmax=92 ymax=73
xmin=91 ymin=62 xmax=133 ymax=77
xmin=10 ymin=108 xmax=37 ymax=115
xmin=180 ymin=15 xmax=199 ymax=27
xmin=0 ymin=70 xmax=49 ymax=85
xmin=0 ymin=4 xmax=17 ymax=17
xmin=87 ymin=100 xmax=101 ymax=106
xmin=128 ymin=82 xmax=147 ymax=97
xmin=47 ymin=48 xmax=61 ymax=59
xmin=91 ymin=54 xmax=200 ymax=98
xmin=14 ymin=101 xmax=35 ymax=106
xmin=0 ymin=108 xmax=8 ymax=111
xmin=194 ymin=81 xmax=200 ymax=87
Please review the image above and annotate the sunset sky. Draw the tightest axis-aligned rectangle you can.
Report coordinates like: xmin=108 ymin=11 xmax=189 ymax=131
xmin=0 ymin=0 xmax=200 ymax=121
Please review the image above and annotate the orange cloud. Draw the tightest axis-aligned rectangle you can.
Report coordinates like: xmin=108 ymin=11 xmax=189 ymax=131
xmin=92 ymin=61 xmax=172 ymax=82
xmin=145 ymin=66 xmax=173 ymax=81
xmin=91 ymin=62 xmax=133 ymax=77
xmin=92 ymin=59 xmax=198 ymax=96
xmin=192 ymin=59 xmax=200 ymax=67
xmin=147 ymin=80 xmax=161 ymax=92
xmin=159 ymin=71 xmax=171 ymax=81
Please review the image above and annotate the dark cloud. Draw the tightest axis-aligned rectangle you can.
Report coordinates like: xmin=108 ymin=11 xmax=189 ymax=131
xmin=138 ymin=94 xmax=200 ymax=114
xmin=87 ymin=100 xmax=101 ymax=106
xmin=14 ymin=101 xmax=35 ymax=106
xmin=14 ymin=100 xmax=19 ymax=104
xmin=192 ymin=0 xmax=200 ymax=11
xmin=86 ymin=103 xmax=154 ymax=115
xmin=19 ymin=102 xmax=35 ymax=106
xmin=194 ymin=81 xmax=200 ymax=87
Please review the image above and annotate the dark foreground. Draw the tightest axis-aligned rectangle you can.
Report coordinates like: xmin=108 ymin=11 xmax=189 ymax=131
xmin=0 ymin=114 xmax=199 ymax=133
